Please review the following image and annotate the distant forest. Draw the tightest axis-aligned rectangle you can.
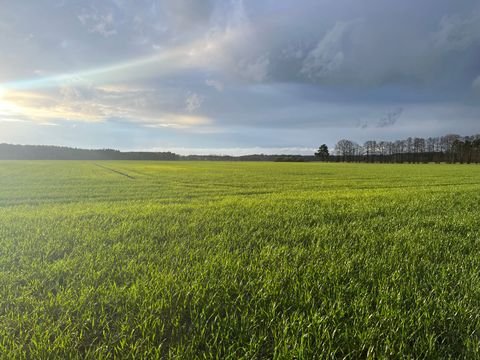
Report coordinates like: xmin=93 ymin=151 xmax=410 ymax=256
xmin=0 ymin=144 xmax=179 ymax=161
xmin=325 ymin=133 xmax=480 ymax=164
xmin=0 ymin=144 xmax=304 ymax=162
xmin=1 ymin=133 xmax=480 ymax=163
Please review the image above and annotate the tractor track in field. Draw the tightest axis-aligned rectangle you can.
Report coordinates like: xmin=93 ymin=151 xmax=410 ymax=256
xmin=94 ymin=163 xmax=136 ymax=179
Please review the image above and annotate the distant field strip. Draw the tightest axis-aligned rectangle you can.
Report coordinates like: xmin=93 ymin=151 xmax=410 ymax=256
xmin=0 ymin=161 xmax=479 ymax=358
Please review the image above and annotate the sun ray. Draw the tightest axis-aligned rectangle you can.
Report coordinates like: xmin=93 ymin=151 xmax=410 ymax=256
xmin=0 ymin=34 xmax=230 ymax=92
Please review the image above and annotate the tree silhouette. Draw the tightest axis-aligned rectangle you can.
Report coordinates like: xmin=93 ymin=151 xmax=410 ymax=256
xmin=315 ymin=144 xmax=330 ymax=161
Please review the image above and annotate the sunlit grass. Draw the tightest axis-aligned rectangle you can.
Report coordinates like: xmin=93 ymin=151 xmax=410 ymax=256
xmin=0 ymin=161 xmax=479 ymax=358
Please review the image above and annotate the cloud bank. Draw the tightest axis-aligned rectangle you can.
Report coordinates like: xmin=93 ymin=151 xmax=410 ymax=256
xmin=0 ymin=0 xmax=479 ymax=151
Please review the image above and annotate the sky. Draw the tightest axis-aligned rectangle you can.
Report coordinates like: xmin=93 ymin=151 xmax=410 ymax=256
xmin=0 ymin=0 xmax=479 ymax=155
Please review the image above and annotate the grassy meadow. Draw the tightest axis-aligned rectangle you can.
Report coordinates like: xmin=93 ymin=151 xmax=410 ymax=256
xmin=0 ymin=161 xmax=480 ymax=358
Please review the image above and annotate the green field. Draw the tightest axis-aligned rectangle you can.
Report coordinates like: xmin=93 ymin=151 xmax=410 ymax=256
xmin=1 ymin=161 xmax=480 ymax=358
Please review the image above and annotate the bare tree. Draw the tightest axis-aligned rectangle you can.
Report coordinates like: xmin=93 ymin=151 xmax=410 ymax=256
xmin=335 ymin=139 xmax=360 ymax=162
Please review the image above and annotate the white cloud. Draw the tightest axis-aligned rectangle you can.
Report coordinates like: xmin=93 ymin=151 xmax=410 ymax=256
xmin=60 ymin=85 xmax=95 ymax=101
xmin=0 ymin=117 xmax=29 ymax=123
xmin=238 ymin=55 xmax=270 ymax=82
xmin=78 ymin=11 xmax=117 ymax=37
xmin=143 ymin=114 xmax=212 ymax=128
xmin=185 ymin=92 xmax=204 ymax=112
xmin=301 ymin=21 xmax=356 ymax=80
xmin=0 ymin=85 xmax=212 ymax=129
xmin=39 ymin=122 xmax=60 ymax=127
xmin=433 ymin=12 xmax=480 ymax=51
xmin=205 ymin=79 xmax=224 ymax=92
xmin=281 ymin=43 xmax=306 ymax=60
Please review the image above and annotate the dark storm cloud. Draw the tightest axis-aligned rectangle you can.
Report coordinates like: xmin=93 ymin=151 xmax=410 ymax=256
xmin=233 ymin=0 xmax=480 ymax=90
xmin=377 ymin=108 xmax=404 ymax=128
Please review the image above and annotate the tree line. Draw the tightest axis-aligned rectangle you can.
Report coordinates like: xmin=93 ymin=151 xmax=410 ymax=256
xmin=2 ymin=134 xmax=480 ymax=163
xmin=0 ymin=144 xmax=179 ymax=160
xmin=316 ymin=134 xmax=480 ymax=163
xmin=0 ymin=144 xmax=311 ymax=161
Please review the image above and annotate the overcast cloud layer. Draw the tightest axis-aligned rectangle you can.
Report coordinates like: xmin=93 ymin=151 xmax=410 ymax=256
xmin=0 ymin=0 xmax=479 ymax=154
